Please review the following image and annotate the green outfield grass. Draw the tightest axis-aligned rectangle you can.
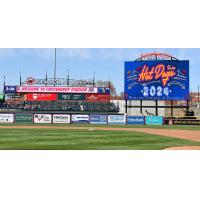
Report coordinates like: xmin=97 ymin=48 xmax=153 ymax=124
xmin=0 ymin=126 xmax=200 ymax=150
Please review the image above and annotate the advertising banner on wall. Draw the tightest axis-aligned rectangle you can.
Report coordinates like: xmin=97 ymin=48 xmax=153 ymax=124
xmin=98 ymin=87 xmax=110 ymax=94
xmin=34 ymin=114 xmax=52 ymax=123
xmin=145 ymin=116 xmax=163 ymax=125
xmin=90 ymin=115 xmax=108 ymax=124
xmin=127 ymin=116 xmax=145 ymax=125
xmin=53 ymin=114 xmax=71 ymax=124
xmin=0 ymin=93 xmax=4 ymax=101
xmin=0 ymin=114 xmax=14 ymax=123
xmin=124 ymin=60 xmax=189 ymax=100
xmin=15 ymin=113 xmax=33 ymax=123
xmin=58 ymin=93 xmax=85 ymax=100
xmin=108 ymin=115 xmax=126 ymax=124
xmin=4 ymin=86 xmax=17 ymax=93
xmin=85 ymin=94 xmax=110 ymax=102
xmin=71 ymin=115 xmax=89 ymax=124
xmin=5 ymin=93 xmax=25 ymax=100
xmin=17 ymin=86 xmax=98 ymax=93
xmin=164 ymin=119 xmax=200 ymax=125
xmin=97 ymin=94 xmax=110 ymax=102
xmin=27 ymin=93 xmax=57 ymax=101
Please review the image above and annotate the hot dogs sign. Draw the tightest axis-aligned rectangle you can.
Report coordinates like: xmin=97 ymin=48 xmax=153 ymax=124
xmin=124 ymin=60 xmax=189 ymax=100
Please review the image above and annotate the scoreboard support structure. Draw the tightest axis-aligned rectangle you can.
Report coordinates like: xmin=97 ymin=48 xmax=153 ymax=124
xmin=124 ymin=52 xmax=190 ymax=117
xmin=125 ymin=99 xmax=190 ymax=116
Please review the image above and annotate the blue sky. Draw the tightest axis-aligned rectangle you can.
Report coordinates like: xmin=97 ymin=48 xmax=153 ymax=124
xmin=0 ymin=48 xmax=199 ymax=94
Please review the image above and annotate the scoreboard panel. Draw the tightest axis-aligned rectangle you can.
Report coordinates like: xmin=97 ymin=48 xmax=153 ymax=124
xmin=124 ymin=60 xmax=189 ymax=100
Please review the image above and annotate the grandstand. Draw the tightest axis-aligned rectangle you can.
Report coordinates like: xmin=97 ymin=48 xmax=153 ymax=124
xmin=1 ymin=77 xmax=119 ymax=114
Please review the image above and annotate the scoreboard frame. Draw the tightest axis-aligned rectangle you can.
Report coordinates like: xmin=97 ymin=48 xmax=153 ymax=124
xmin=124 ymin=52 xmax=190 ymax=116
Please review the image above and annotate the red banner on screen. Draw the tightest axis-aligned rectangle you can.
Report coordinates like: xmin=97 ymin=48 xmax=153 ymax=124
xmin=27 ymin=93 xmax=57 ymax=101
xmin=85 ymin=94 xmax=110 ymax=102
xmin=98 ymin=94 xmax=110 ymax=102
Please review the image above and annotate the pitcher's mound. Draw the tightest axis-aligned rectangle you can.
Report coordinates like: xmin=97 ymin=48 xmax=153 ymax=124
xmin=165 ymin=146 xmax=200 ymax=150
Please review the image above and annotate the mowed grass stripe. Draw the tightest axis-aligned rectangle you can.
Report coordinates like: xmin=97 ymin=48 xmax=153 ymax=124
xmin=0 ymin=128 xmax=200 ymax=149
xmin=2 ymin=123 xmax=200 ymax=130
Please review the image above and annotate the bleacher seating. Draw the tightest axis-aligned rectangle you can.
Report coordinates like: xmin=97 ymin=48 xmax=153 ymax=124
xmin=1 ymin=101 xmax=119 ymax=113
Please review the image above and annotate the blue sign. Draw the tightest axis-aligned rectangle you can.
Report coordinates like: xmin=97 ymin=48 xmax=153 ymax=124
xmin=127 ymin=116 xmax=145 ymax=125
xmin=124 ymin=60 xmax=189 ymax=100
xmin=98 ymin=87 xmax=110 ymax=94
xmin=145 ymin=116 xmax=163 ymax=125
xmin=108 ymin=115 xmax=126 ymax=125
xmin=90 ymin=115 xmax=107 ymax=124
xmin=4 ymin=86 xmax=17 ymax=93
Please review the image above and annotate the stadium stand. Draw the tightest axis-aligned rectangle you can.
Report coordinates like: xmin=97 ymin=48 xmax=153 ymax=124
xmin=0 ymin=101 xmax=118 ymax=113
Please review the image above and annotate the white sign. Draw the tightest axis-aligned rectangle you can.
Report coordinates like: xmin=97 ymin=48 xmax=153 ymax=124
xmin=17 ymin=86 xmax=98 ymax=93
xmin=34 ymin=114 xmax=52 ymax=123
xmin=0 ymin=114 xmax=14 ymax=123
xmin=71 ymin=115 xmax=89 ymax=123
xmin=53 ymin=114 xmax=70 ymax=124
xmin=108 ymin=115 xmax=126 ymax=124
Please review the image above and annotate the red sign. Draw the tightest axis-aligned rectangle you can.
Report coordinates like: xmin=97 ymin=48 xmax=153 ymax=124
xmin=140 ymin=52 xmax=173 ymax=59
xmin=27 ymin=93 xmax=57 ymax=101
xmin=85 ymin=94 xmax=110 ymax=102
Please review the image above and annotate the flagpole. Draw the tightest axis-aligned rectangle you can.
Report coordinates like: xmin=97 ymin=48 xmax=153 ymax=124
xmin=93 ymin=72 xmax=95 ymax=87
xmin=3 ymin=75 xmax=5 ymax=87
xmin=67 ymin=69 xmax=70 ymax=86
xmin=46 ymin=68 xmax=48 ymax=86
xmin=20 ymin=71 xmax=22 ymax=86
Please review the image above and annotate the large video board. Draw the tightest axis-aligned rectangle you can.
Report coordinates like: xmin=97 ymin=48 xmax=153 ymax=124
xmin=124 ymin=60 xmax=189 ymax=100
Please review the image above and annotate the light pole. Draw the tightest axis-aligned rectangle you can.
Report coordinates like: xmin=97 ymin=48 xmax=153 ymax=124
xmin=198 ymin=85 xmax=200 ymax=108
xmin=54 ymin=48 xmax=56 ymax=86
xmin=67 ymin=69 xmax=70 ymax=86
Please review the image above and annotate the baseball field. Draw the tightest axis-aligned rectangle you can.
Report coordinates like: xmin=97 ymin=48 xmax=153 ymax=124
xmin=1 ymin=124 xmax=200 ymax=150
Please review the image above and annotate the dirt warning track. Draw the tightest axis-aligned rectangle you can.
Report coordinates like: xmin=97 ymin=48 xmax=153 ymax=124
xmin=1 ymin=125 xmax=200 ymax=142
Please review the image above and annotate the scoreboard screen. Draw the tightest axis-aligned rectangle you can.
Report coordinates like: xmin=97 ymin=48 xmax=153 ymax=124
xmin=124 ymin=60 xmax=189 ymax=100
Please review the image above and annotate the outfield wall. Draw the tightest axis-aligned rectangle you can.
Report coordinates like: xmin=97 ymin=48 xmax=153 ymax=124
xmin=2 ymin=113 xmax=200 ymax=125
xmin=0 ymin=113 xmax=165 ymax=125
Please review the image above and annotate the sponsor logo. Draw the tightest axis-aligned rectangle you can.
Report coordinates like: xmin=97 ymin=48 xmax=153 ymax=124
xmin=34 ymin=114 xmax=51 ymax=123
xmin=53 ymin=115 xmax=70 ymax=123
xmin=72 ymin=115 xmax=89 ymax=123
xmin=0 ymin=114 xmax=14 ymax=123
xmin=108 ymin=115 xmax=126 ymax=124
xmin=26 ymin=77 xmax=36 ymax=85
xmin=138 ymin=64 xmax=176 ymax=87
xmin=127 ymin=116 xmax=145 ymax=125
xmin=146 ymin=116 xmax=163 ymax=125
